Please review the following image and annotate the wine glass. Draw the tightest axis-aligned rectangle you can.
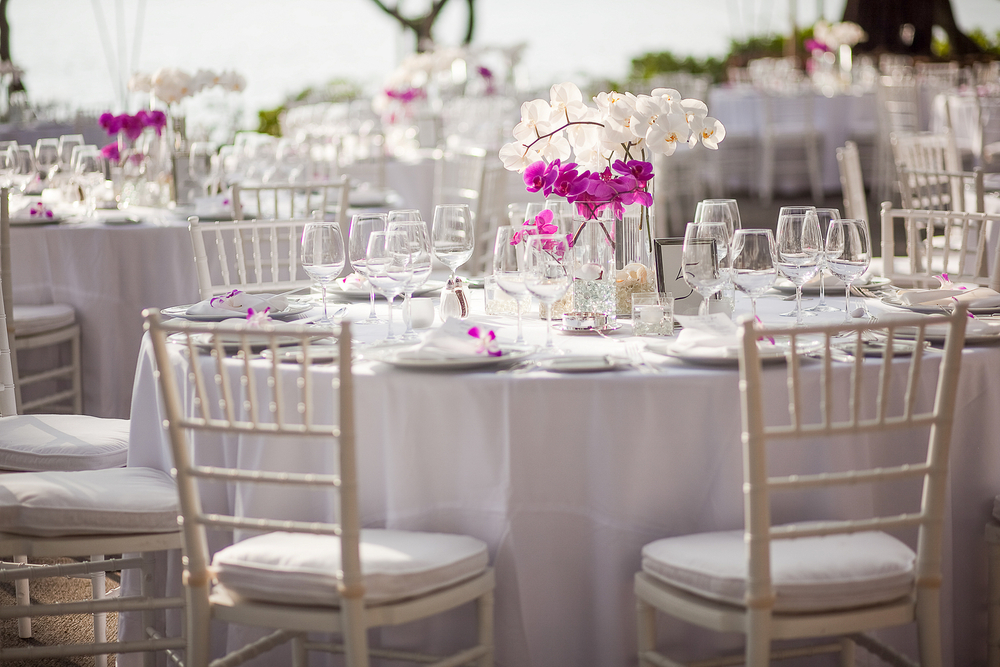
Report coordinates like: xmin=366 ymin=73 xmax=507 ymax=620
xmin=805 ymin=207 xmax=842 ymax=313
xmin=730 ymin=228 xmax=778 ymax=321
xmin=826 ymin=218 xmax=872 ymax=324
xmin=775 ymin=206 xmax=823 ymax=325
xmin=34 ymin=138 xmax=60 ymax=182
xmin=681 ymin=222 xmax=730 ymax=316
xmin=493 ymin=226 xmax=531 ymax=344
xmin=366 ymin=230 xmax=411 ymax=341
xmin=693 ymin=199 xmax=741 ymax=238
xmin=300 ymin=222 xmax=346 ymax=325
xmin=74 ymin=148 xmax=106 ymax=216
xmin=387 ymin=209 xmax=422 ymax=225
xmin=12 ymin=146 xmax=36 ymax=193
xmin=189 ymin=142 xmax=215 ymax=197
xmin=523 ymin=234 xmax=571 ymax=351
xmin=387 ymin=220 xmax=432 ymax=341
xmin=432 ymin=204 xmax=475 ymax=283
xmin=348 ymin=212 xmax=387 ymax=325
xmin=58 ymin=135 xmax=85 ymax=173
xmin=0 ymin=144 xmax=17 ymax=189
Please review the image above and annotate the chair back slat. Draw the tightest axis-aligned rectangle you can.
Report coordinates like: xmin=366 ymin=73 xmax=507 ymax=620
xmin=145 ymin=311 xmax=355 ymax=593
xmin=231 ymin=177 xmax=349 ymax=224
xmin=737 ymin=309 xmax=967 ymax=612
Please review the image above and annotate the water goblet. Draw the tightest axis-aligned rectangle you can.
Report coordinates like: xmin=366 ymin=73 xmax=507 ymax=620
xmin=432 ymin=203 xmax=474 ymax=283
xmin=348 ymin=212 xmax=387 ymax=324
xmin=826 ymin=218 xmax=872 ymax=323
xmin=387 ymin=219 xmax=431 ymax=341
xmin=694 ymin=198 xmax=741 ymax=238
xmin=387 ymin=209 xmax=422 ymax=225
xmin=189 ymin=142 xmax=215 ymax=197
xmin=34 ymin=138 xmax=60 ymax=182
xmin=12 ymin=146 xmax=36 ymax=193
xmin=300 ymin=221 xmax=346 ymax=325
xmin=57 ymin=135 xmax=85 ymax=172
xmin=524 ymin=234 xmax=571 ymax=351
xmin=493 ymin=226 xmax=531 ymax=344
xmin=366 ymin=230 xmax=411 ymax=341
xmin=775 ymin=206 xmax=823 ymax=325
xmin=730 ymin=228 xmax=778 ymax=321
xmin=805 ymin=207 xmax=842 ymax=313
xmin=74 ymin=148 xmax=106 ymax=216
xmin=681 ymin=222 xmax=730 ymax=316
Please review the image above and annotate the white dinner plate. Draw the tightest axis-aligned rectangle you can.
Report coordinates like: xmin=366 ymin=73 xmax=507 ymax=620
xmin=535 ymin=355 xmax=628 ymax=373
xmin=10 ymin=215 xmax=64 ymax=226
xmin=554 ymin=322 xmax=624 ymax=334
xmin=330 ymin=279 xmax=446 ymax=301
xmin=161 ymin=299 xmax=313 ymax=322
xmin=892 ymin=322 xmax=1000 ymax=344
xmin=645 ymin=338 xmax=821 ymax=367
xmin=262 ymin=344 xmax=341 ymax=363
xmin=880 ymin=296 xmax=1000 ymax=316
xmin=773 ymin=276 xmax=891 ymax=296
xmin=367 ymin=343 xmax=534 ymax=370
xmin=168 ymin=331 xmax=309 ymax=352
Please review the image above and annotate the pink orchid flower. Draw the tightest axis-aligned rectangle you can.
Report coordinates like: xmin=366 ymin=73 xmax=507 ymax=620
xmin=246 ymin=307 xmax=271 ymax=327
xmin=467 ymin=326 xmax=502 ymax=357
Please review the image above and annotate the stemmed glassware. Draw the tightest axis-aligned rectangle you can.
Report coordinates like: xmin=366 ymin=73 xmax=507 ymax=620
xmin=730 ymin=229 xmax=778 ymax=321
xmin=523 ymin=234 xmax=571 ymax=351
xmin=493 ymin=226 xmax=531 ymax=344
xmin=12 ymin=146 xmax=35 ymax=193
xmin=189 ymin=142 xmax=215 ymax=197
xmin=387 ymin=209 xmax=422 ymax=225
xmin=300 ymin=221 xmax=346 ymax=325
xmin=348 ymin=212 xmax=387 ymax=325
xmin=775 ymin=206 xmax=823 ymax=325
xmin=805 ymin=208 xmax=842 ymax=313
xmin=387 ymin=219 xmax=432 ymax=341
xmin=432 ymin=204 xmax=475 ymax=283
xmin=34 ymin=138 xmax=60 ymax=183
xmin=694 ymin=199 xmax=741 ymax=237
xmin=57 ymin=135 xmax=85 ymax=174
xmin=366 ymin=230 xmax=411 ymax=341
xmin=681 ymin=222 xmax=730 ymax=316
xmin=74 ymin=148 xmax=106 ymax=216
xmin=825 ymin=218 xmax=872 ymax=323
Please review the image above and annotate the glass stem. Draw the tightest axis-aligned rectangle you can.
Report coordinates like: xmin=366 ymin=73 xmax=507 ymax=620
xmin=545 ymin=303 xmax=554 ymax=348
xmin=750 ymin=296 xmax=758 ymax=322
xmin=368 ymin=285 xmax=377 ymax=320
xmin=795 ymin=286 xmax=804 ymax=325
xmin=844 ymin=283 xmax=852 ymax=323
xmin=321 ymin=285 xmax=328 ymax=321
xmin=515 ymin=298 xmax=524 ymax=344
xmin=386 ymin=295 xmax=395 ymax=339
xmin=818 ymin=267 xmax=826 ymax=306
xmin=402 ymin=292 xmax=413 ymax=335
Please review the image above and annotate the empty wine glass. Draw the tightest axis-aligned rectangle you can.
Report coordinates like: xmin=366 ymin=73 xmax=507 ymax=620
xmin=493 ymin=226 xmax=531 ymax=344
xmin=775 ymin=206 xmax=823 ymax=325
xmin=805 ymin=207 xmax=842 ymax=313
xmin=12 ymin=146 xmax=36 ymax=193
xmin=681 ymin=222 xmax=730 ymax=316
xmin=387 ymin=219 xmax=432 ymax=341
xmin=826 ymin=218 xmax=872 ymax=323
xmin=0 ymin=144 xmax=16 ymax=189
xmin=694 ymin=198 xmax=741 ymax=238
xmin=366 ymin=230 xmax=411 ymax=341
xmin=74 ymin=148 xmax=106 ymax=216
xmin=524 ymin=234 xmax=571 ymax=351
xmin=189 ymin=142 xmax=215 ymax=197
xmin=34 ymin=138 xmax=59 ymax=182
xmin=57 ymin=135 xmax=85 ymax=172
xmin=432 ymin=204 xmax=475 ymax=282
xmin=387 ymin=209 xmax=422 ymax=225
xmin=348 ymin=212 xmax=387 ymax=325
xmin=730 ymin=228 xmax=778 ymax=321
xmin=300 ymin=221 xmax=346 ymax=325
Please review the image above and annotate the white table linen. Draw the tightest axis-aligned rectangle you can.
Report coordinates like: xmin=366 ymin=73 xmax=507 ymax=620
xmin=122 ymin=291 xmax=1000 ymax=667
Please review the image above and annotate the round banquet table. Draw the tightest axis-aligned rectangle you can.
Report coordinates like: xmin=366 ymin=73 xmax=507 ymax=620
xmin=120 ymin=288 xmax=1000 ymax=667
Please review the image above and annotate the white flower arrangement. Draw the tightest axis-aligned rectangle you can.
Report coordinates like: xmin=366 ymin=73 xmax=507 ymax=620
xmin=129 ymin=68 xmax=247 ymax=104
xmin=813 ymin=20 xmax=867 ymax=50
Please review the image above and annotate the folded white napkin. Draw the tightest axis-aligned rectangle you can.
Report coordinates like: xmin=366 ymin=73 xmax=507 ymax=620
xmin=11 ymin=200 xmax=56 ymax=222
xmin=874 ymin=311 xmax=1000 ymax=337
xmin=897 ymin=286 xmax=1000 ymax=308
xmin=671 ymin=314 xmax=741 ymax=354
xmin=193 ymin=193 xmax=233 ymax=219
xmin=186 ymin=291 xmax=290 ymax=318
xmin=334 ymin=273 xmax=369 ymax=291
xmin=402 ymin=317 xmax=502 ymax=360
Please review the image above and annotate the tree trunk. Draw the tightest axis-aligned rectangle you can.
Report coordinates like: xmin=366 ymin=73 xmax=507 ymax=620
xmin=0 ymin=0 xmax=10 ymax=63
xmin=843 ymin=0 xmax=982 ymax=58
xmin=463 ymin=0 xmax=475 ymax=45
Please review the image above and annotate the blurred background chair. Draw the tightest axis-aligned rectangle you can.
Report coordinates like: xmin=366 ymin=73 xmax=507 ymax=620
xmin=837 ymin=140 xmax=869 ymax=221
xmin=758 ymin=89 xmax=823 ymax=205
xmin=232 ymin=176 xmax=349 ymax=224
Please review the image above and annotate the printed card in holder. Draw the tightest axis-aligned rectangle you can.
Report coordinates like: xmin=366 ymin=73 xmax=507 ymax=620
xmin=654 ymin=238 xmax=727 ymax=317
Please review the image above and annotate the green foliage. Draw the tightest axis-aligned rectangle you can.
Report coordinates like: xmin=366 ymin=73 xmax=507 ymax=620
xmin=629 ymin=35 xmax=786 ymax=85
xmin=969 ymin=28 xmax=1000 ymax=56
xmin=257 ymin=107 xmax=282 ymax=137
xmin=256 ymin=77 xmax=364 ymax=137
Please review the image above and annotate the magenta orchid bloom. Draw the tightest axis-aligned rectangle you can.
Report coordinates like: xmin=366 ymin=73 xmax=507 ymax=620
xmin=100 ymin=142 xmax=121 ymax=162
xmin=210 ymin=289 xmax=242 ymax=307
xmin=510 ymin=209 xmax=557 ymax=245
xmin=467 ymin=326 xmax=502 ymax=357
xmin=523 ymin=159 xmax=559 ymax=195
xmin=246 ymin=306 xmax=272 ymax=327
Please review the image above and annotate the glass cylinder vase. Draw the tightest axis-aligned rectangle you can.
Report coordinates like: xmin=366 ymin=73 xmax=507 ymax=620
xmin=614 ymin=197 xmax=658 ymax=315
xmin=569 ymin=204 xmax=618 ymax=326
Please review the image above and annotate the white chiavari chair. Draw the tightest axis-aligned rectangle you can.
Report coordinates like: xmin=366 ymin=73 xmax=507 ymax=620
xmin=875 ymin=72 xmax=920 ymax=203
xmin=232 ymin=175 xmax=349 ymax=225
xmin=145 ymin=314 xmax=495 ymax=667
xmin=880 ymin=203 xmax=1000 ymax=289
xmin=759 ymin=88 xmax=824 ymax=205
xmin=891 ymin=131 xmax=969 ymax=210
xmin=636 ymin=308 xmax=969 ymax=667
xmin=188 ymin=217 xmax=318 ymax=301
xmin=837 ymin=140 xmax=869 ymax=222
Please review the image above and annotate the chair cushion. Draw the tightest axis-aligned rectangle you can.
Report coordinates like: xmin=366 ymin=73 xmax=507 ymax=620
xmin=212 ymin=528 xmax=488 ymax=606
xmin=0 ymin=467 xmax=178 ymax=537
xmin=12 ymin=304 xmax=76 ymax=337
xmin=642 ymin=529 xmax=915 ymax=613
xmin=0 ymin=415 xmax=129 ymax=471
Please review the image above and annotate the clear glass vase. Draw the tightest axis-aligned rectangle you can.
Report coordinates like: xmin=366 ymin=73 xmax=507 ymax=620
xmin=570 ymin=205 xmax=618 ymax=326
xmin=614 ymin=198 xmax=657 ymax=315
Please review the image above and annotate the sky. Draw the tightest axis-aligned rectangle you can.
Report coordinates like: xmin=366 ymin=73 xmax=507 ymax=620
xmin=7 ymin=0 xmax=1000 ymax=119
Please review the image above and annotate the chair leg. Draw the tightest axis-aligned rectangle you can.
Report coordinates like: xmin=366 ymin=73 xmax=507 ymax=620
xmin=91 ymin=554 xmax=108 ymax=667
xmin=14 ymin=554 xmax=31 ymax=638
xmin=70 ymin=326 xmax=82 ymax=414
xmin=807 ymin=140 xmax=824 ymax=205
xmin=636 ymin=596 xmax=657 ymax=667
xmin=760 ymin=143 xmax=774 ymax=205
xmin=745 ymin=608 xmax=772 ymax=667
xmin=186 ymin=581 xmax=213 ymax=667
xmin=915 ymin=583 xmax=943 ymax=667
xmin=291 ymin=635 xmax=308 ymax=667
xmin=141 ymin=551 xmax=156 ymax=667
xmin=839 ymin=636 xmax=855 ymax=666
xmin=477 ymin=588 xmax=494 ymax=667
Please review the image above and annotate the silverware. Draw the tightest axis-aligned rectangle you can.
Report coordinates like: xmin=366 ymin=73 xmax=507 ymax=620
xmin=624 ymin=341 xmax=659 ymax=374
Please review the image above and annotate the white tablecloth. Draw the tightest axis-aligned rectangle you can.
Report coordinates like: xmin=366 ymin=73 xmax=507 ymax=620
xmin=709 ymin=86 xmax=877 ymax=194
xmin=11 ymin=208 xmax=200 ymax=417
xmin=123 ymin=290 xmax=1000 ymax=667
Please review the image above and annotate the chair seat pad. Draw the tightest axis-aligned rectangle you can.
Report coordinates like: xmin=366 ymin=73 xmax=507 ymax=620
xmin=12 ymin=304 xmax=76 ymax=336
xmin=642 ymin=529 xmax=915 ymax=613
xmin=0 ymin=467 xmax=178 ymax=537
xmin=213 ymin=529 xmax=489 ymax=606
xmin=0 ymin=415 xmax=129 ymax=471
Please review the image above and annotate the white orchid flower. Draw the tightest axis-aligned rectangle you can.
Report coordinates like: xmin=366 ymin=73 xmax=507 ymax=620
xmin=537 ymin=133 xmax=572 ymax=162
xmin=128 ymin=72 xmax=152 ymax=93
xmin=651 ymin=88 xmax=684 ymax=106
xmin=646 ymin=112 xmax=690 ymax=156
xmin=499 ymin=142 xmax=541 ymax=172
xmin=601 ymin=116 xmax=634 ymax=145
xmin=567 ymin=121 xmax=601 ymax=155
xmin=516 ymin=99 xmax=555 ymax=139
xmin=690 ymin=116 xmax=726 ymax=149
xmin=573 ymin=145 xmax=604 ymax=172
xmin=680 ymin=99 xmax=708 ymax=121
xmin=630 ymin=94 xmax=671 ymax=140
xmin=549 ymin=82 xmax=588 ymax=122
xmin=594 ymin=91 xmax=637 ymax=123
